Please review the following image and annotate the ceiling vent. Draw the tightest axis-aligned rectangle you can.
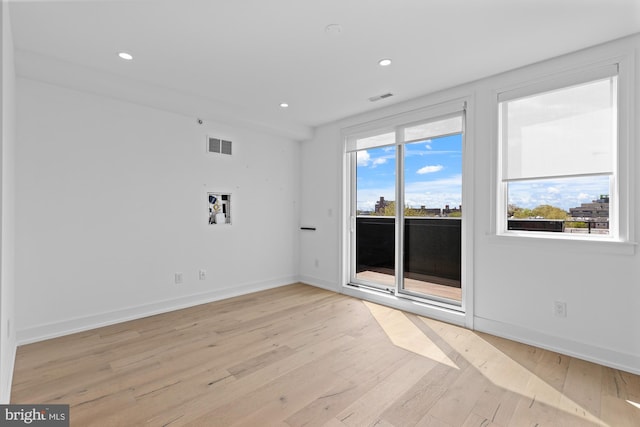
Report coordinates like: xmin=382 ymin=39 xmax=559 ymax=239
xmin=208 ymin=137 xmax=232 ymax=155
xmin=369 ymin=92 xmax=394 ymax=102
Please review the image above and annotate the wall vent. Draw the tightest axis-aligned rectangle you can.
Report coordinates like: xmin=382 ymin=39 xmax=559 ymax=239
xmin=208 ymin=137 xmax=232 ymax=155
xmin=368 ymin=92 xmax=394 ymax=102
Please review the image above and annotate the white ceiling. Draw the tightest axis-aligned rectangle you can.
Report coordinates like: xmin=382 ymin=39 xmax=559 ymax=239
xmin=9 ymin=0 xmax=640 ymax=140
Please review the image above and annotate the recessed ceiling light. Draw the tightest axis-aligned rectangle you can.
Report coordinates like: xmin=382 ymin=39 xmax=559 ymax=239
xmin=118 ymin=52 xmax=133 ymax=61
xmin=378 ymin=58 xmax=392 ymax=67
xmin=280 ymin=103 xmax=289 ymax=108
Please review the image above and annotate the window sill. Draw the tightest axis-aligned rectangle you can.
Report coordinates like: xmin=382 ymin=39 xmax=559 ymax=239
xmin=487 ymin=232 xmax=637 ymax=255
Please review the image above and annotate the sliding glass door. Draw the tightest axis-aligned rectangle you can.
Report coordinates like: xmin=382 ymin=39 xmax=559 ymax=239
xmin=401 ymin=129 xmax=463 ymax=303
xmin=348 ymin=109 xmax=464 ymax=307
xmin=352 ymin=133 xmax=397 ymax=291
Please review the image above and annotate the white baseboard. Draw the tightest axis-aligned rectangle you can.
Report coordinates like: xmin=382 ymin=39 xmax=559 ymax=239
xmin=474 ymin=317 xmax=640 ymax=375
xmin=17 ymin=277 xmax=637 ymax=378
xmin=297 ymin=275 xmax=339 ymax=292
xmin=17 ymin=276 xmax=297 ymax=346
xmin=0 ymin=343 xmax=16 ymax=404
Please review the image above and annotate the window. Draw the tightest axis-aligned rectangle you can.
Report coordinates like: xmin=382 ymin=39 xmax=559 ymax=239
xmin=498 ymin=65 xmax=620 ymax=239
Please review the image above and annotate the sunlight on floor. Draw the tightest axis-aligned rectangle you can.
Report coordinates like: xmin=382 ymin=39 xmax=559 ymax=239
xmin=363 ymin=300 xmax=640 ymax=426
xmin=363 ymin=301 xmax=459 ymax=370
xmin=420 ymin=316 xmax=608 ymax=426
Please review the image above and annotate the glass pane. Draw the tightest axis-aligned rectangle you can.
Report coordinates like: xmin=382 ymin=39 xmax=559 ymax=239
xmin=503 ymin=76 xmax=616 ymax=180
xmin=355 ymin=145 xmax=396 ymax=288
xmin=507 ymin=175 xmax=611 ymax=235
xmin=402 ymin=134 xmax=462 ymax=303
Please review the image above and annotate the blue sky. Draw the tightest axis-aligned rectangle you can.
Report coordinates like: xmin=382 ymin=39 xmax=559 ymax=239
xmin=356 ymin=133 xmax=610 ymax=213
xmin=357 ymin=134 xmax=462 ymax=212
xmin=508 ymin=176 xmax=609 ymax=211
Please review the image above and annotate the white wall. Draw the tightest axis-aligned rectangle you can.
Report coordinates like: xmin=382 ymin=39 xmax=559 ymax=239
xmin=15 ymin=78 xmax=300 ymax=343
xmin=300 ymin=34 xmax=640 ymax=373
xmin=0 ymin=0 xmax=17 ymax=404
xmin=298 ymin=124 xmax=342 ymax=290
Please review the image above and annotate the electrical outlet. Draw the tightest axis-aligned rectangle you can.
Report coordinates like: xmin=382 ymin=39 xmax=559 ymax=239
xmin=553 ymin=301 xmax=567 ymax=318
xmin=199 ymin=269 xmax=206 ymax=280
xmin=175 ymin=272 xmax=184 ymax=285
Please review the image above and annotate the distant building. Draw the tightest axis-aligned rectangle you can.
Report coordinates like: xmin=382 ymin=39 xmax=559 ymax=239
xmin=569 ymin=195 xmax=609 ymax=229
xmin=374 ymin=197 xmax=461 ymax=217
xmin=443 ymin=204 xmax=462 ymax=217
xmin=375 ymin=197 xmax=391 ymax=214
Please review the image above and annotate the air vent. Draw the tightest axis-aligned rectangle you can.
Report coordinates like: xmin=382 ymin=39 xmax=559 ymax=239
xmin=208 ymin=137 xmax=232 ymax=155
xmin=368 ymin=92 xmax=394 ymax=102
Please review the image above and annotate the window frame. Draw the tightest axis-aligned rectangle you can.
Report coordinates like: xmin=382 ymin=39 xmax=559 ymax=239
xmin=495 ymin=60 xmax=633 ymax=247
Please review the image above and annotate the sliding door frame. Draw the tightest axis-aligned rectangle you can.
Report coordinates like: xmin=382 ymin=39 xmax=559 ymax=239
xmin=341 ymin=97 xmax=474 ymax=328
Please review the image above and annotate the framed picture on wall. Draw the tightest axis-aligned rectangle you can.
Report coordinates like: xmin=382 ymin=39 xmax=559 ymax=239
xmin=208 ymin=192 xmax=232 ymax=225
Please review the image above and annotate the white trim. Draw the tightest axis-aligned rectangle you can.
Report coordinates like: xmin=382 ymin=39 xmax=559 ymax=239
xmin=0 ymin=344 xmax=16 ymax=404
xmin=502 ymin=171 xmax=613 ymax=183
xmin=461 ymin=96 xmax=475 ymax=329
xmin=340 ymin=135 xmax=351 ymax=293
xmin=342 ymin=96 xmax=473 ymax=325
xmin=485 ymin=233 xmax=636 ymax=255
xmin=17 ymin=276 xmax=297 ymax=345
xmin=298 ymin=276 xmax=340 ymax=293
xmin=494 ymin=53 xmax=633 ymax=243
xmin=615 ymin=51 xmax=635 ymax=243
xmin=342 ymin=98 xmax=467 ymax=151
xmin=394 ymin=131 xmax=403 ymax=295
xmin=475 ymin=316 xmax=640 ymax=375
xmin=497 ymin=63 xmax=618 ymax=102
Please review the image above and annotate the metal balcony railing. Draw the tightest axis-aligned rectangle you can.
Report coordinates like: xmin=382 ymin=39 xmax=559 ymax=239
xmin=356 ymin=216 xmax=462 ymax=288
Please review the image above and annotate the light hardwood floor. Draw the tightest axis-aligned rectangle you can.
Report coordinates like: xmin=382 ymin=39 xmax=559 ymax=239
xmin=11 ymin=284 xmax=640 ymax=426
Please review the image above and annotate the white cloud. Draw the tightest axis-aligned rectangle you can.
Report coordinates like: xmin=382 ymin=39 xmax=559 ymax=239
xmin=507 ymin=176 xmax=609 ymax=210
xmin=357 ymin=150 xmax=393 ymax=168
xmin=417 ymin=165 xmax=444 ymax=174
xmin=372 ymin=158 xmax=388 ymax=167
xmin=357 ymin=174 xmax=463 ymax=211
xmin=357 ymin=150 xmax=370 ymax=166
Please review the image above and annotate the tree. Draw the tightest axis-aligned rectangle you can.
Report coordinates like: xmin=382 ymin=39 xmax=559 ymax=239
xmin=512 ymin=207 xmax=533 ymax=218
xmin=566 ymin=221 xmax=588 ymax=228
xmin=373 ymin=201 xmax=423 ymax=217
xmin=382 ymin=202 xmax=396 ymax=216
xmin=531 ymin=204 xmax=568 ymax=219
xmin=372 ymin=201 xmax=394 ymax=216
xmin=509 ymin=204 xmax=568 ymax=219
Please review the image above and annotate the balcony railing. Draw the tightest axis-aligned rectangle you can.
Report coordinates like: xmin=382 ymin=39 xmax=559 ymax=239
xmin=356 ymin=216 xmax=462 ymax=291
